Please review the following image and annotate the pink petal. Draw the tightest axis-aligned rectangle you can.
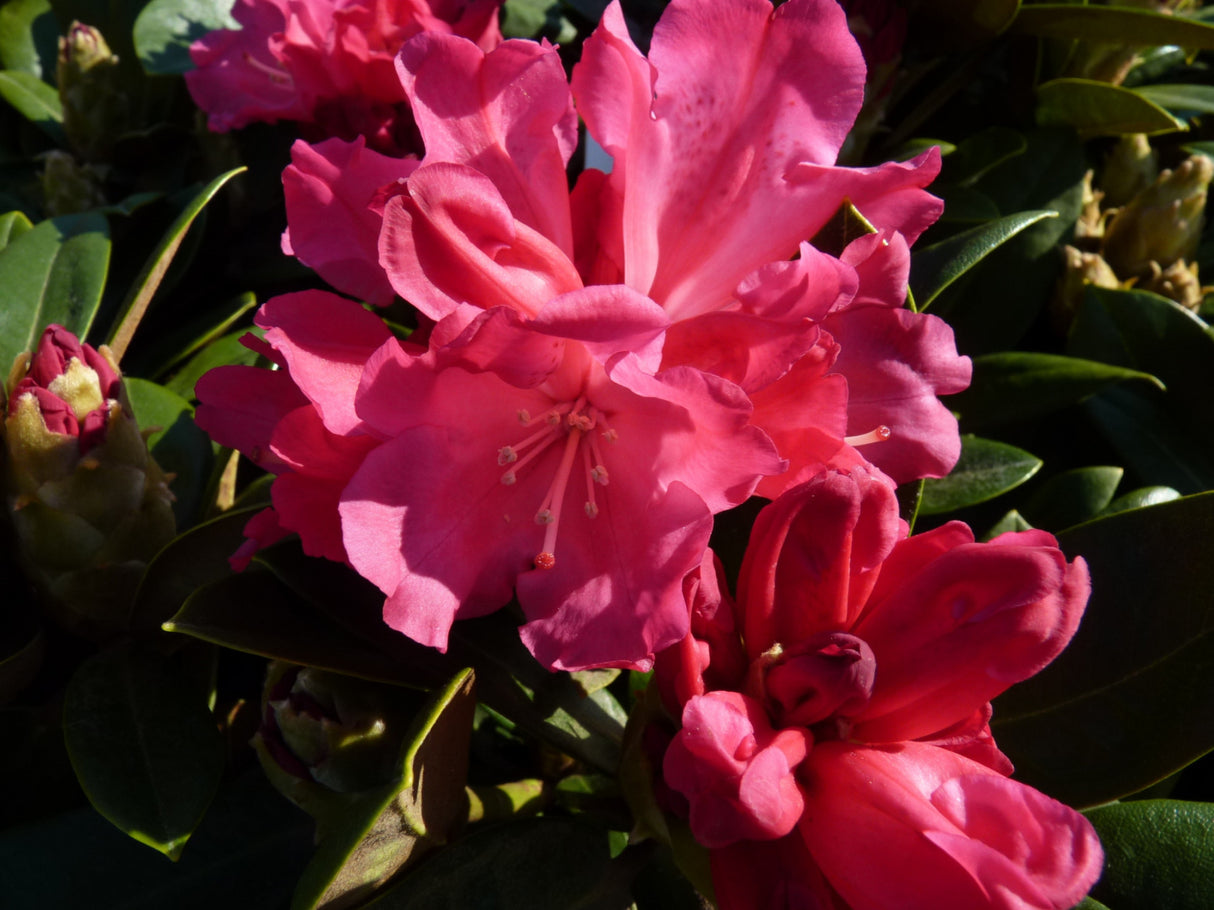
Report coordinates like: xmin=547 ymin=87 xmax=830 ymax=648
xmin=194 ymin=363 xmax=308 ymax=473
xmin=398 ymin=32 xmax=577 ymax=252
xmin=256 ymin=290 xmax=395 ymax=436
xmin=851 ymin=527 xmax=1090 ymax=743
xmin=573 ymin=0 xmax=872 ymax=315
xmin=282 ymin=137 xmax=414 ymax=306
xmin=711 ymin=835 xmax=846 ymax=910
xmin=378 ymin=162 xmax=582 ymax=320
xmin=737 ymin=468 xmax=902 ymax=658
xmin=799 ymin=742 xmax=1102 ymax=910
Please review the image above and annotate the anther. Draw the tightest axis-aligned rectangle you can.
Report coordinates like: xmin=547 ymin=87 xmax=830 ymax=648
xmin=497 ymin=446 xmax=518 ymax=465
xmin=584 ymin=502 xmax=599 ymax=518
xmin=535 ymin=509 xmax=555 ymax=525
xmin=501 ymin=471 xmax=517 ymax=486
xmin=517 ymin=409 xmax=531 ymax=424
xmin=591 ymin=465 xmax=609 ymax=486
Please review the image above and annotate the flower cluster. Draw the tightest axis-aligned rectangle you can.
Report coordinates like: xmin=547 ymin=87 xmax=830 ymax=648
xmin=185 ymin=0 xmax=502 ymax=154
xmin=654 ymin=468 xmax=1102 ymax=909
xmin=182 ymin=0 xmax=1106 ymax=903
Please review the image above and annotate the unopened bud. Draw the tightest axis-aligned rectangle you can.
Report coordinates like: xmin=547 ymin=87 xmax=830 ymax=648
xmin=57 ymin=22 xmax=127 ymax=161
xmin=1052 ymin=245 xmax=1123 ymax=334
xmin=3 ymin=325 xmax=175 ymax=637
xmin=1101 ymin=134 xmax=1158 ymax=208
xmin=1103 ymin=155 xmax=1214 ymax=277
xmin=1138 ymin=259 xmax=1206 ymax=311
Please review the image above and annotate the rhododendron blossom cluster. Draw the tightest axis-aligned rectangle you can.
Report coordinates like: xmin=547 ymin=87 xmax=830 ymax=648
xmin=196 ymin=0 xmax=972 ymax=673
xmin=185 ymin=0 xmax=502 ymax=153
xmin=655 ymin=468 xmax=1103 ymax=909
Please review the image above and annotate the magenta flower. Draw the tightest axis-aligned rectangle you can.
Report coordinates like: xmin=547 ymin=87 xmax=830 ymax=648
xmin=185 ymin=0 xmax=501 ymax=154
xmin=656 ymin=468 xmax=1103 ymax=909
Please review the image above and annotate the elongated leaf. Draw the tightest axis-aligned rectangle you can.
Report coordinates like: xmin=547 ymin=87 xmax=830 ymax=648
xmin=292 ymin=669 xmax=477 ymax=910
xmin=0 ymin=0 xmax=56 ymax=78
xmin=1037 ymin=79 xmax=1186 ymax=136
xmin=62 ymin=643 xmax=225 ymax=859
xmin=0 ymin=209 xmax=33 ymax=250
xmin=919 ymin=436 xmax=1043 ymax=515
xmin=365 ymin=818 xmax=631 ymax=910
xmin=1021 ymin=466 xmax=1123 ymax=531
xmin=952 ymin=352 xmax=1163 ymax=429
xmin=0 ymin=770 xmax=312 ymax=910
xmin=165 ymin=328 xmax=262 ymax=399
xmin=107 ymin=167 xmax=245 ymax=360
xmin=911 ymin=0 xmax=1020 ymax=39
xmin=1085 ymin=801 xmax=1214 ymax=910
xmin=0 ymin=69 xmax=64 ymax=143
xmin=132 ymin=290 xmax=257 ymax=383
xmin=983 ymin=509 xmax=1032 ymax=540
xmin=993 ymin=492 xmax=1214 ymax=807
xmin=124 ymin=377 xmax=214 ymax=527
xmin=1136 ymin=84 xmax=1214 ymax=116
xmin=133 ymin=0 xmax=241 ymax=75
xmin=1100 ymin=485 xmax=1181 ymax=516
xmin=912 ymin=210 xmax=1056 ymax=308
xmin=1013 ymin=4 xmax=1214 ymax=48
xmin=0 ymin=212 xmax=110 ymax=371
xmin=941 ymin=126 xmax=1027 ymax=188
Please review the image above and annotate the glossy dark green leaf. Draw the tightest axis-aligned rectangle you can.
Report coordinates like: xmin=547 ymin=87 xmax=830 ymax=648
xmin=809 ymin=200 xmax=878 ymax=258
xmin=1013 ymin=4 xmax=1214 ymax=48
xmin=929 ymin=129 xmax=1085 ymax=353
xmin=131 ymin=290 xmax=257 ymax=382
xmin=953 ymin=352 xmax=1162 ymax=429
xmin=365 ymin=818 xmax=632 ymax=910
xmin=1182 ymin=141 xmax=1214 ymax=161
xmin=0 ymin=209 xmax=33 ymax=250
xmin=165 ymin=568 xmax=450 ymax=688
xmin=912 ymin=209 xmax=1057 ymax=309
xmin=993 ymin=492 xmax=1214 ymax=807
xmin=124 ymin=377 xmax=214 ymax=527
xmin=0 ymin=0 xmax=57 ymax=78
xmin=940 ymin=127 xmax=1027 ymax=188
xmin=133 ymin=0 xmax=240 ymax=75
xmin=1136 ymin=84 xmax=1214 ymax=117
xmin=1022 ymin=466 xmax=1123 ymax=531
xmin=1100 ymin=485 xmax=1181 ymax=516
xmin=911 ymin=0 xmax=1020 ymax=39
xmin=1068 ymin=287 xmax=1214 ymax=492
xmin=1073 ymin=899 xmax=1111 ymax=910
xmin=1037 ymin=79 xmax=1186 ymax=136
xmin=1085 ymin=801 xmax=1214 ymax=910
xmin=107 ymin=167 xmax=246 ymax=360
xmin=129 ymin=506 xmax=260 ymax=634
xmin=62 ymin=643 xmax=225 ymax=860
xmin=919 ymin=436 xmax=1043 ymax=515
xmin=0 ymin=212 xmax=110 ymax=371
xmin=0 ymin=770 xmax=312 ymax=910
xmin=0 ymin=69 xmax=65 ymax=143
xmin=292 ymin=669 xmax=477 ymax=910
xmin=501 ymin=0 xmax=575 ymax=41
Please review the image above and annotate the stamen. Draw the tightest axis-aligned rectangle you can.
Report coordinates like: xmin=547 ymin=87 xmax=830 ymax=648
xmin=582 ymin=445 xmax=600 ymax=519
xmin=533 ymin=428 xmax=582 ymax=569
xmin=497 ymin=447 xmax=518 ymax=465
xmin=517 ymin=409 xmax=531 ymax=424
xmin=844 ymin=425 xmax=892 ymax=447
xmin=589 ymin=433 xmax=610 ymax=484
xmin=499 ymin=423 xmax=562 ymax=483
xmin=242 ymin=52 xmax=294 ymax=86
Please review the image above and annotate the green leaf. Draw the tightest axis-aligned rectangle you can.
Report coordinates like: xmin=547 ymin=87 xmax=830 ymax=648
xmin=1021 ymin=466 xmax=1124 ymax=531
xmin=1100 ymin=485 xmax=1182 ymax=517
xmin=911 ymin=0 xmax=1020 ymax=39
xmin=911 ymin=209 xmax=1057 ymax=309
xmin=0 ymin=770 xmax=312 ymax=909
xmin=62 ymin=643 xmax=225 ymax=860
xmin=1136 ymin=84 xmax=1214 ymax=117
xmin=940 ymin=126 xmax=1028 ymax=188
xmin=164 ymin=327 xmax=261 ymax=399
xmin=132 ymin=290 xmax=257 ymax=384
xmin=292 ymin=669 xmax=477 ymax=910
xmin=133 ymin=0 xmax=240 ymax=75
xmin=123 ymin=377 xmax=214 ymax=527
xmin=0 ymin=69 xmax=65 ymax=143
xmin=364 ymin=818 xmax=631 ymax=910
xmin=1037 ymin=79 xmax=1186 ymax=137
xmin=0 ymin=0 xmax=57 ymax=78
xmin=0 ymin=209 xmax=33 ymax=250
xmin=1013 ymin=4 xmax=1214 ymax=48
xmin=0 ymin=212 xmax=110 ymax=372
xmin=919 ymin=436 xmax=1043 ymax=515
xmin=1085 ymin=801 xmax=1214 ymax=910
xmin=983 ymin=509 xmax=1032 ymax=540
xmin=1068 ymin=286 xmax=1214 ymax=493
xmin=952 ymin=352 xmax=1163 ymax=429
xmin=501 ymin=0 xmax=575 ymax=41
xmin=993 ymin=492 xmax=1214 ymax=807
xmin=107 ymin=167 xmax=246 ymax=361
xmin=809 ymin=200 xmax=878 ymax=258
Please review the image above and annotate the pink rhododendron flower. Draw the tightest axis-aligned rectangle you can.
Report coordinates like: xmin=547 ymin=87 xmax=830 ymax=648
xmin=656 ymin=468 xmax=1103 ymax=910
xmin=197 ymin=289 xmax=784 ymax=671
xmin=185 ymin=0 xmax=501 ymax=154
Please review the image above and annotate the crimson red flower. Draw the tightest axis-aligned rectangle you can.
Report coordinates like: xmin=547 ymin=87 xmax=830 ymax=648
xmin=656 ymin=468 xmax=1103 ymax=910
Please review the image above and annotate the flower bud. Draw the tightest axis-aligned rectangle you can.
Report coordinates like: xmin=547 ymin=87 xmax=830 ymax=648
xmin=1052 ymin=245 xmax=1123 ymax=334
xmin=1139 ymin=259 xmax=1206 ymax=311
xmin=3 ymin=326 xmax=175 ymax=637
xmin=57 ymin=22 xmax=128 ymax=162
xmin=253 ymin=662 xmax=414 ymax=829
xmin=1101 ymin=134 xmax=1158 ymax=208
xmin=1103 ymin=154 xmax=1214 ymax=277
